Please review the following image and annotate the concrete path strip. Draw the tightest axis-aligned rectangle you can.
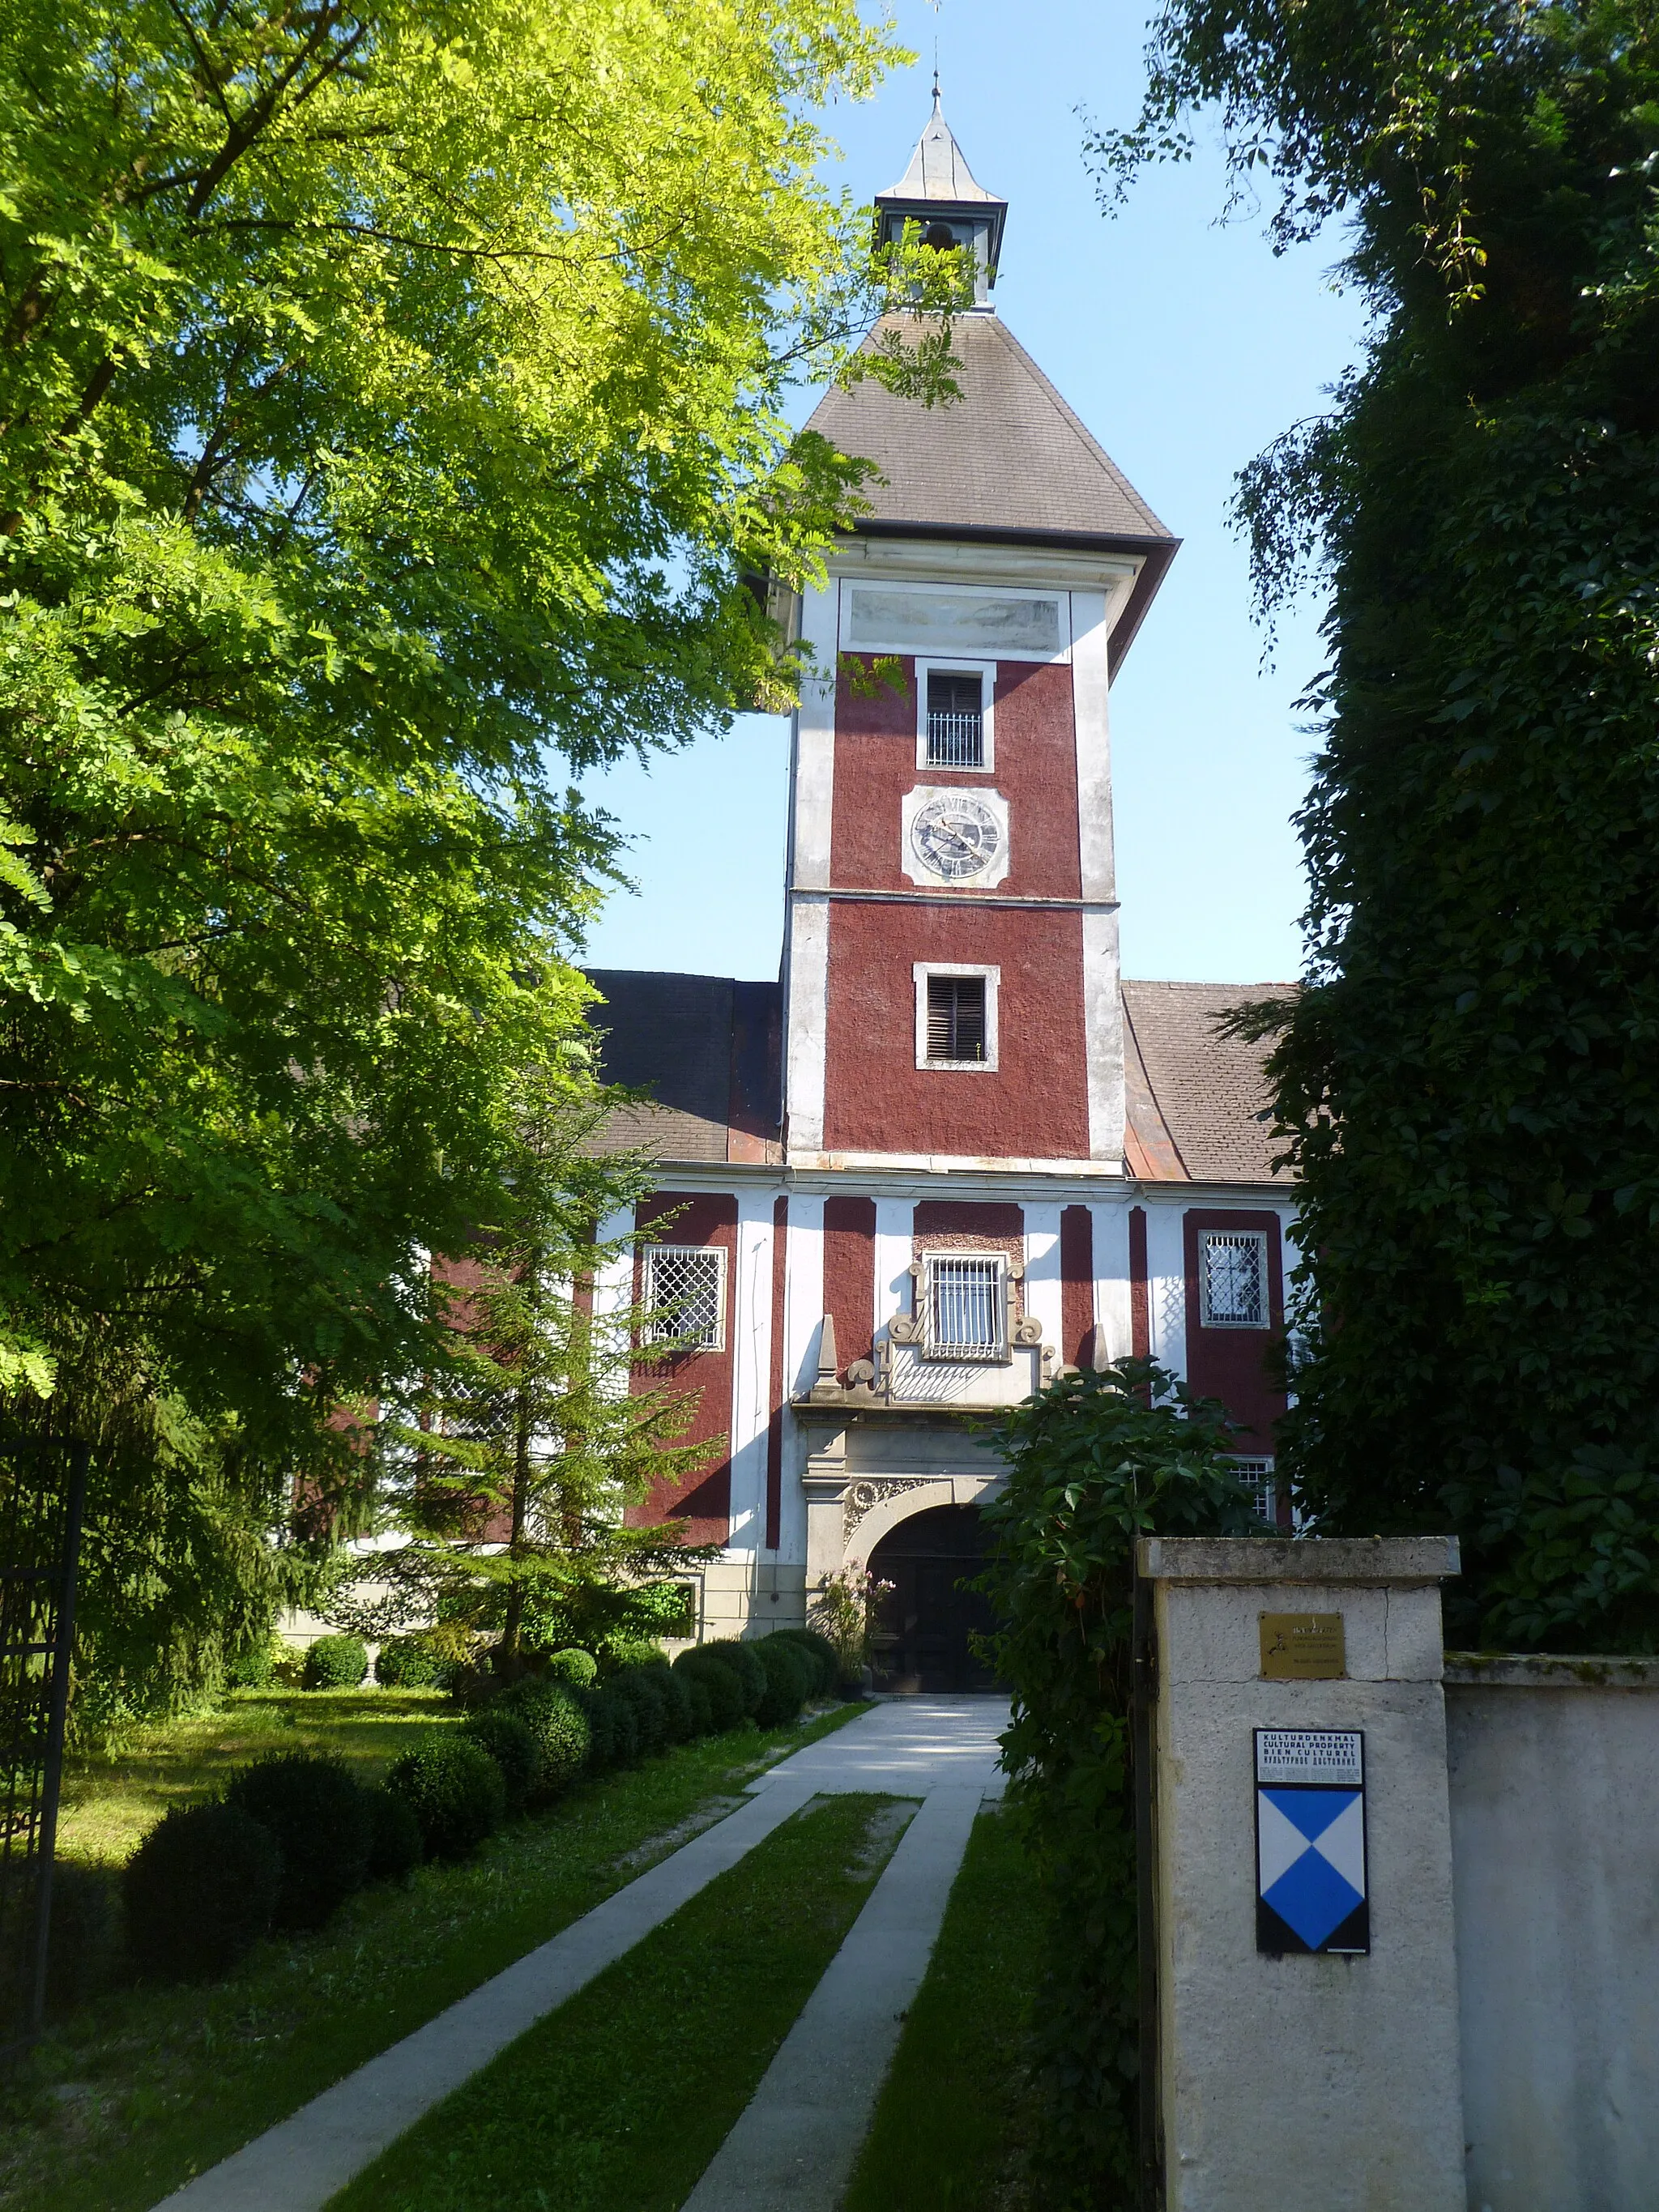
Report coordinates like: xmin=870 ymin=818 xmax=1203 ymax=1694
xmin=157 ymin=1778 xmax=818 ymax=2212
xmin=677 ymin=1782 xmax=987 ymax=2212
xmin=748 ymin=1694 xmax=1009 ymax=1801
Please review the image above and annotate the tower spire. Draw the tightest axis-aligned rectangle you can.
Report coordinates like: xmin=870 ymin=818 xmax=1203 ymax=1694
xmin=873 ymin=94 xmax=1008 ymax=300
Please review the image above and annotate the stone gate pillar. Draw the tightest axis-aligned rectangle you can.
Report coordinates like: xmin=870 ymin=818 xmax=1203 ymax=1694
xmin=1136 ymin=1536 xmax=1465 ymax=2212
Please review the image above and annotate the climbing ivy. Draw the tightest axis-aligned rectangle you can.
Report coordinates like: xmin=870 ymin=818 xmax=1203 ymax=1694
xmin=978 ymin=1361 xmax=1260 ymax=2201
xmin=1094 ymin=0 xmax=1659 ymax=1652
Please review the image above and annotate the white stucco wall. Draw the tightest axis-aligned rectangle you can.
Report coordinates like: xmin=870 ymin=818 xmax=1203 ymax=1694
xmin=1141 ymin=1536 xmax=1467 ymax=2212
xmin=1446 ymin=1656 xmax=1659 ymax=2212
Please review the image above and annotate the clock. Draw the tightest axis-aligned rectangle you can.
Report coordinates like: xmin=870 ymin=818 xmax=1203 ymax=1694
xmin=909 ymin=793 xmax=1004 ymax=882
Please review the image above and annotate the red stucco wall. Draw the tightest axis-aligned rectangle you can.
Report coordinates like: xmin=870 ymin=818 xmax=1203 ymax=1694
xmin=822 ymin=1195 xmax=876 ymax=1380
xmin=629 ymin=1191 xmax=737 ymax=1544
xmin=1181 ymin=1208 xmax=1287 ymax=1456
xmin=821 ymin=901 xmax=1091 ymax=1157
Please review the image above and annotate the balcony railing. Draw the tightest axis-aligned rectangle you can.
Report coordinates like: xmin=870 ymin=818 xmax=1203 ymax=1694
xmin=926 ymin=710 xmax=983 ymax=769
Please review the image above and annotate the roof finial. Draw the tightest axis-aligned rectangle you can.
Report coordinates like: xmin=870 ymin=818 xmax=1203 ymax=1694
xmin=932 ymin=39 xmax=940 ymax=109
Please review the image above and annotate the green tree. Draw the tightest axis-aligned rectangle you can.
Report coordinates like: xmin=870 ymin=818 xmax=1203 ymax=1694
xmin=335 ymin=1078 xmax=721 ymax=1670
xmin=0 ymin=0 xmax=966 ymax=1705
xmin=1095 ymin=0 xmax=1659 ymax=1652
xmin=979 ymin=1360 xmax=1260 ymax=2201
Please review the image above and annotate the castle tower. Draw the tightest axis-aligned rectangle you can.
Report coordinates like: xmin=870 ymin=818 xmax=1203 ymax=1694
xmin=584 ymin=104 xmax=1297 ymax=1675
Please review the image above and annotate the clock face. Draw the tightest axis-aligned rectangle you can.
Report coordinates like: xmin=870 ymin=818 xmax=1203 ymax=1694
xmin=910 ymin=793 xmax=1004 ymax=881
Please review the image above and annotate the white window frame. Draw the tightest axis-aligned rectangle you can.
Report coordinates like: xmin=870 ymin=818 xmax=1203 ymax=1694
xmin=1230 ymin=1455 xmax=1279 ymax=1525
xmin=641 ymin=1244 xmax=727 ymax=1353
xmin=921 ymin=1249 xmax=1009 ymax=1362
xmin=915 ymin=658 xmax=996 ymax=774
xmin=915 ymin=961 xmax=1000 ymax=1072
xmin=1197 ymin=1228 xmax=1272 ymax=1330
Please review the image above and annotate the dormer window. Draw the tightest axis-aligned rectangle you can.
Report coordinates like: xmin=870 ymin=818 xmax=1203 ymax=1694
xmin=926 ymin=669 xmax=985 ymax=768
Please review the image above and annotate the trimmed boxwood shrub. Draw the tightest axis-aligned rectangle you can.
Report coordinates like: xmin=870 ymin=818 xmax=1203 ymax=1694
xmin=678 ymin=1666 xmax=714 ymax=1737
xmin=123 ymin=1803 xmax=282 ymax=1980
xmin=774 ymin=1627 xmax=839 ymax=1698
xmin=582 ymin=1683 xmax=639 ymax=1771
xmin=225 ymin=1632 xmax=286 ymax=1690
xmin=374 ymin=1636 xmax=455 ymax=1690
xmin=45 ymin=1861 xmax=122 ymax=2014
xmin=301 ymin=1634 xmax=369 ymax=1690
xmin=542 ymin=1647 xmax=598 ymax=1690
xmin=499 ymin=1681 xmax=591 ymax=1802
xmin=608 ymin=1664 xmax=670 ymax=1757
xmin=672 ymin=1647 xmax=745 ymax=1732
xmin=224 ymin=1753 xmax=375 ymax=1930
xmin=646 ymin=1657 xmax=694 ymax=1742
xmin=700 ymin=1638 xmax=766 ymax=1717
xmin=366 ymin=1785 xmax=424 ymax=1883
xmin=461 ymin=1709 xmax=542 ymax=1817
xmin=753 ymin=1634 xmax=812 ymax=1726
xmin=386 ymin=1733 xmax=505 ymax=1860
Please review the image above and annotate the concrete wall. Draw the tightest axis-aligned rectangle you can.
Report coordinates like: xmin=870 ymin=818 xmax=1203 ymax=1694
xmin=1140 ymin=1536 xmax=1467 ymax=2212
xmin=1446 ymin=1654 xmax=1659 ymax=2212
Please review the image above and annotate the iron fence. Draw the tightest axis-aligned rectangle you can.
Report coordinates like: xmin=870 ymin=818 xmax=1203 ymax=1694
xmin=0 ymin=1438 xmax=87 ymax=2053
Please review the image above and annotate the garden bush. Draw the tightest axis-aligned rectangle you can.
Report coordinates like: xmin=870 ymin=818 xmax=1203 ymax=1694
xmin=699 ymin=1638 xmax=766 ymax=1716
xmin=374 ymin=1635 xmax=455 ymax=1690
xmin=301 ymin=1634 xmax=369 ymax=1690
xmin=365 ymin=1785 xmax=424 ymax=1883
xmin=499 ymin=1680 xmax=591 ymax=1801
xmin=672 ymin=1647 xmax=745 ymax=1733
xmin=461 ymin=1709 xmax=542 ymax=1817
xmin=646 ymin=1656 xmax=695 ymax=1742
xmin=774 ymin=1627 xmax=839 ymax=1697
xmin=541 ymin=1647 xmax=598 ymax=1690
xmin=123 ymin=1804 xmax=282 ymax=1980
xmin=224 ymin=1753 xmax=375 ymax=1929
xmin=979 ymin=1359 xmax=1264 ymax=2199
xmin=753 ymin=1634 xmax=811 ymax=1726
xmin=608 ymin=1664 xmax=670 ymax=1757
xmin=386 ymin=1733 xmax=506 ymax=1860
xmin=582 ymin=1683 xmax=639 ymax=1771
xmin=678 ymin=1666 xmax=714 ymax=1737
xmin=45 ymin=1861 xmax=122 ymax=2014
xmin=225 ymin=1631 xmax=286 ymax=1690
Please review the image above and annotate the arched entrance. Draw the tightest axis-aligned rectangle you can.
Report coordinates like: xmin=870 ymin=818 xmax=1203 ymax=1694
xmin=867 ymin=1504 xmax=999 ymax=1694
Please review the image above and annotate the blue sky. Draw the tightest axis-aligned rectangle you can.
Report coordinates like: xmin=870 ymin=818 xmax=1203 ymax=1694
xmin=578 ymin=0 xmax=1366 ymax=987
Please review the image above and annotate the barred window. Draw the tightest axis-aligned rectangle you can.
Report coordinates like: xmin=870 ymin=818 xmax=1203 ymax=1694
xmin=926 ymin=669 xmax=984 ymax=768
xmin=1231 ymin=1456 xmax=1278 ymax=1524
xmin=1199 ymin=1230 xmax=1270 ymax=1328
xmin=927 ymin=1254 xmax=1005 ymax=1359
xmin=642 ymin=1245 xmax=725 ymax=1351
xmin=926 ymin=974 xmax=986 ymax=1063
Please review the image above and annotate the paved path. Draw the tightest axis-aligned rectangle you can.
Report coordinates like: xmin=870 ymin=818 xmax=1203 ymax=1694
xmin=158 ymin=1779 xmax=819 ymax=2212
xmin=153 ymin=1695 xmax=1009 ymax=2212
xmin=681 ymin=1696 xmax=1009 ymax=2212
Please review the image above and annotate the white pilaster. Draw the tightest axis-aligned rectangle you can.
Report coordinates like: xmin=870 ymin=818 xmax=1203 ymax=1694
xmin=1145 ymin=1200 xmax=1189 ymax=1383
xmin=1082 ymin=904 xmax=1126 ymax=1163
xmin=1070 ymin=590 xmax=1115 ymax=902
xmin=723 ymin=1191 xmax=775 ymax=1561
xmin=783 ymin=578 xmax=839 ymax=1157
xmin=1093 ymin=1199 xmax=1132 ymax=1363
xmin=1022 ymin=1202 xmax=1063 ymax=1353
xmin=874 ymin=1197 xmax=913 ymax=1337
xmin=779 ymin=1195 xmax=825 ymax=1566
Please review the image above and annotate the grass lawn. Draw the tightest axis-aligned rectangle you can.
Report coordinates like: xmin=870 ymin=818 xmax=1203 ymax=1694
xmin=842 ymin=1802 xmax=1046 ymax=2212
xmin=330 ymin=1792 xmax=912 ymax=2212
xmin=57 ymin=1688 xmax=455 ymax=1867
xmin=2 ymin=1700 xmax=869 ymax=2212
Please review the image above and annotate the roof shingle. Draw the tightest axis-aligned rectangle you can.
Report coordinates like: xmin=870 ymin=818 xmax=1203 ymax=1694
xmin=1122 ymin=980 xmax=1293 ymax=1186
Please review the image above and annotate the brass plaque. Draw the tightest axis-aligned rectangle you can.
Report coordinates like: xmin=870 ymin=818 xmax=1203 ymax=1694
xmin=1260 ymin=1613 xmax=1346 ymax=1680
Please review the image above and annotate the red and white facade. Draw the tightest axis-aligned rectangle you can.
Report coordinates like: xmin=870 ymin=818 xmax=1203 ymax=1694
xmin=592 ymin=107 xmax=1298 ymax=1674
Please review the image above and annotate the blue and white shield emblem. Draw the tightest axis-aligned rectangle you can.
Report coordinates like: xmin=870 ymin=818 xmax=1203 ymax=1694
xmin=1255 ymin=1729 xmax=1369 ymax=1955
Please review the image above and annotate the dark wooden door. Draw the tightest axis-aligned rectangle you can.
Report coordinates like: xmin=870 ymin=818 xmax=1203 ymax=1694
xmin=868 ymin=1505 xmax=999 ymax=1693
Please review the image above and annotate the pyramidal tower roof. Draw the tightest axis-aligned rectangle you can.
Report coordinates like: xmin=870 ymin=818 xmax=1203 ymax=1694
xmin=814 ymin=100 xmax=1179 ymax=669
xmin=879 ymin=87 xmax=1003 ymax=207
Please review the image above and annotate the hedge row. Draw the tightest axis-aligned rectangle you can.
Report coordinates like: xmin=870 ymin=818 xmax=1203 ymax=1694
xmin=110 ymin=1630 xmax=844 ymax=1987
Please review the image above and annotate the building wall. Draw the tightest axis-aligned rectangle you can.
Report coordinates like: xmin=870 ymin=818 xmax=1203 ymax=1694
xmin=1446 ymin=1658 xmax=1659 ymax=2212
xmin=1180 ymin=1206 xmax=1288 ymax=1455
xmin=630 ymin=1190 xmax=738 ymax=1545
xmin=821 ymin=901 xmax=1092 ymax=1158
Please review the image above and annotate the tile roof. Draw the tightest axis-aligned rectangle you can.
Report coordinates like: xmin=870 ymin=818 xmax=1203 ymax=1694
xmin=1122 ymin=980 xmax=1294 ymax=1186
xmin=806 ymin=312 xmax=1175 ymax=548
xmin=584 ymin=966 xmax=1293 ymax=1186
xmin=583 ymin=970 xmax=781 ymax=1166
